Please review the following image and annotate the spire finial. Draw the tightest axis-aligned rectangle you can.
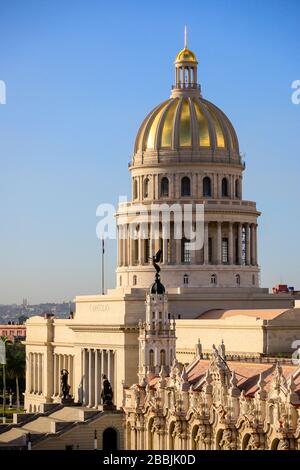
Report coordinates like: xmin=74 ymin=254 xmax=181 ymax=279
xmin=184 ymin=26 xmax=187 ymax=48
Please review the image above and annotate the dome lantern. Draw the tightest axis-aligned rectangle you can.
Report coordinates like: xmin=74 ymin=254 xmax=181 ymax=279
xmin=172 ymin=27 xmax=200 ymax=98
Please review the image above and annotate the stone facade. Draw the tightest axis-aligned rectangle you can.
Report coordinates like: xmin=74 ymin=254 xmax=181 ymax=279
xmin=123 ymin=346 xmax=300 ymax=451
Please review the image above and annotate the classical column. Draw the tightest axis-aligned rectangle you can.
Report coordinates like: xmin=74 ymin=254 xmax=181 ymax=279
xmin=138 ymin=230 xmax=143 ymax=265
xmin=246 ymin=223 xmax=251 ymax=265
xmin=95 ymin=350 xmax=99 ymax=408
xmin=192 ymin=173 xmax=197 ymax=197
xmin=108 ymin=350 xmax=111 ymax=383
xmin=100 ymin=349 xmax=104 ymax=400
xmin=81 ymin=349 xmax=86 ymax=404
xmin=117 ymin=226 xmax=121 ymax=267
xmin=111 ymin=351 xmax=115 ymax=396
xmin=176 ymin=239 xmax=181 ymax=264
xmin=88 ymin=349 xmax=93 ymax=407
xmin=32 ymin=353 xmax=36 ymax=394
xmin=53 ymin=354 xmax=57 ymax=396
xmin=154 ymin=174 xmax=159 ymax=200
xmin=228 ymin=222 xmax=233 ymax=265
xmin=69 ymin=356 xmax=73 ymax=397
xmin=216 ymin=222 xmax=222 ymax=265
xmin=122 ymin=226 xmax=126 ymax=266
xmin=128 ymin=232 xmax=132 ymax=266
xmin=203 ymin=222 xmax=209 ymax=264
xmin=254 ymin=224 xmax=258 ymax=265
xmin=38 ymin=354 xmax=42 ymax=394
xmin=58 ymin=354 xmax=62 ymax=394
xmin=162 ymin=235 xmax=168 ymax=264
xmin=251 ymin=224 xmax=255 ymax=265
xmin=26 ymin=353 xmax=30 ymax=394
xmin=238 ymin=223 xmax=243 ymax=265
xmin=84 ymin=349 xmax=89 ymax=406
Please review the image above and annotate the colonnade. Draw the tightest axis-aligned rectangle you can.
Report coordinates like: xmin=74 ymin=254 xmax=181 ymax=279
xmin=81 ymin=348 xmax=115 ymax=408
xmin=28 ymin=352 xmax=44 ymax=394
xmin=118 ymin=222 xmax=258 ymax=267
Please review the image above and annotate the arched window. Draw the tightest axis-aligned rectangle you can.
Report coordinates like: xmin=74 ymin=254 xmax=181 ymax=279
xmin=144 ymin=178 xmax=149 ymax=198
xmin=222 ymin=177 xmax=229 ymax=197
xmin=148 ymin=418 xmax=154 ymax=450
xmin=160 ymin=349 xmax=166 ymax=366
xmin=211 ymin=274 xmax=217 ymax=285
xmin=183 ymin=273 xmax=189 ymax=285
xmin=160 ymin=177 xmax=169 ymax=197
xmin=235 ymin=179 xmax=240 ymax=199
xmin=133 ymin=275 xmax=137 ymax=286
xmin=191 ymin=425 xmax=199 ymax=450
xmin=252 ymin=274 xmax=256 ymax=285
xmin=181 ymin=176 xmax=191 ymax=196
xmin=133 ymin=179 xmax=138 ymax=199
xmin=119 ymin=276 xmax=122 ymax=286
xmin=236 ymin=274 xmax=240 ymax=285
xmin=203 ymin=176 xmax=212 ymax=197
xmin=149 ymin=349 xmax=154 ymax=367
xmin=126 ymin=422 xmax=132 ymax=450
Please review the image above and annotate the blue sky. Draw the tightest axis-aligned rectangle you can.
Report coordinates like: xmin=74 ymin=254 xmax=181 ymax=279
xmin=0 ymin=0 xmax=299 ymax=304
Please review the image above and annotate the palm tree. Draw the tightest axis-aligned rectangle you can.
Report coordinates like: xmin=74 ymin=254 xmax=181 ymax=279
xmin=6 ymin=342 xmax=25 ymax=410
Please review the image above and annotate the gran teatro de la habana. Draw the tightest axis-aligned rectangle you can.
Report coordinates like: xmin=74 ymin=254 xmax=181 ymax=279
xmin=1 ymin=37 xmax=300 ymax=451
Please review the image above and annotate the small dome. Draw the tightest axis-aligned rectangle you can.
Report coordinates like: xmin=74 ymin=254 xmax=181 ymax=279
xmin=175 ymin=47 xmax=197 ymax=63
xmin=134 ymin=96 xmax=239 ymax=157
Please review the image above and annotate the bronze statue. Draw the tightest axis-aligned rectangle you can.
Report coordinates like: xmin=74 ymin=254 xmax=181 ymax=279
xmin=101 ymin=374 xmax=114 ymax=409
xmin=149 ymin=248 xmax=165 ymax=294
xmin=60 ymin=369 xmax=71 ymax=400
xmin=151 ymin=249 xmax=162 ymax=276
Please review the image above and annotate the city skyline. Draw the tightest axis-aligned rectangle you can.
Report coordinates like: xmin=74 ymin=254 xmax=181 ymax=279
xmin=1 ymin=0 xmax=300 ymax=303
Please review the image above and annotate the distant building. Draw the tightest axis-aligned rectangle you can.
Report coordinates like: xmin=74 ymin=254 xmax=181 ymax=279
xmin=0 ymin=324 xmax=26 ymax=342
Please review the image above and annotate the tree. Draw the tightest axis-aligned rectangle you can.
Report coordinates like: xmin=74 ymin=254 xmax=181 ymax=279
xmin=6 ymin=342 xmax=25 ymax=410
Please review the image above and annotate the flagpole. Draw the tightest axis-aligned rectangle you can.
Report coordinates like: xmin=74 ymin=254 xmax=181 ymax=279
xmin=0 ymin=340 xmax=6 ymax=424
xmin=101 ymin=238 xmax=105 ymax=295
xmin=3 ymin=363 xmax=6 ymax=424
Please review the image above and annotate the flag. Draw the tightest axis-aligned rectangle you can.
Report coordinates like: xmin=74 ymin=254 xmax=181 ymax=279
xmin=0 ymin=339 xmax=6 ymax=365
xmin=102 ymin=238 xmax=105 ymax=254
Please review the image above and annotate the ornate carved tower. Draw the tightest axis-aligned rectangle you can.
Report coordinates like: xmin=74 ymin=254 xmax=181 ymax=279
xmin=138 ymin=275 xmax=176 ymax=384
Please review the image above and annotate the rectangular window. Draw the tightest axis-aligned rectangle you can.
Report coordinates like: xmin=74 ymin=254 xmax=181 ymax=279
xmin=181 ymin=239 xmax=191 ymax=263
xmin=235 ymin=237 xmax=239 ymax=264
xmin=134 ymin=239 xmax=138 ymax=264
xmin=167 ymin=239 xmax=171 ymax=263
xmin=208 ymin=237 xmax=213 ymax=263
xmin=144 ymin=239 xmax=150 ymax=263
xmin=222 ymin=238 xmax=229 ymax=264
xmin=242 ymin=227 xmax=246 ymax=265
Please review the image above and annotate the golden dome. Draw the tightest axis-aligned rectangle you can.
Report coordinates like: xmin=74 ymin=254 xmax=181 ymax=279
xmin=175 ymin=47 xmax=197 ymax=63
xmin=134 ymin=97 xmax=239 ymax=158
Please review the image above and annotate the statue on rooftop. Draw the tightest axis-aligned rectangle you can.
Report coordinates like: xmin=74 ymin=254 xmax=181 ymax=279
xmin=60 ymin=369 xmax=71 ymax=400
xmin=101 ymin=374 xmax=114 ymax=409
